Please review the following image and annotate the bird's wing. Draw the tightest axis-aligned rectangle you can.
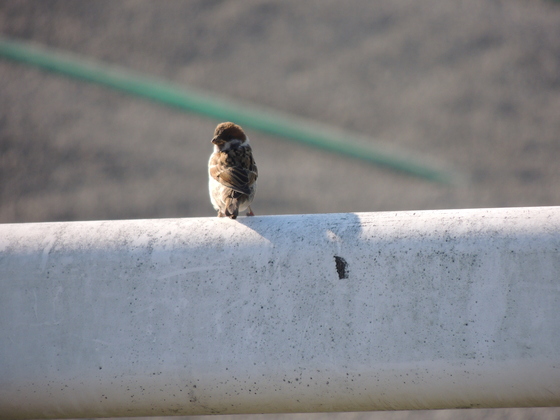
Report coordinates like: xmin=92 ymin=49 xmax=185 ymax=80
xmin=209 ymin=147 xmax=257 ymax=195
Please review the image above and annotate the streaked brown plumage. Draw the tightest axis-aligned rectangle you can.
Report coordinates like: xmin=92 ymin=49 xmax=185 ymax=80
xmin=208 ymin=122 xmax=258 ymax=219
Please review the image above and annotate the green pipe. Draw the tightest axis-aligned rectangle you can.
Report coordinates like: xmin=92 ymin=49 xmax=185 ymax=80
xmin=0 ymin=36 xmax=459 ymax=184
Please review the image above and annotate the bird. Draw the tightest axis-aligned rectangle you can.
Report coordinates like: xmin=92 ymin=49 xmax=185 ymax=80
xmin=208 ymin=122 xmax=258 ymax=219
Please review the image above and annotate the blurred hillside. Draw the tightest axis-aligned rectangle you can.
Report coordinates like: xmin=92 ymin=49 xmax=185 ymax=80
xmin=1 ymin=0 xmax=560 ymax=223
xmin=1 ymin=1 xmax=560 ymax=419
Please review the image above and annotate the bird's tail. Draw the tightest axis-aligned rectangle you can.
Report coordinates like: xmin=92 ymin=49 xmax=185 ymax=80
xmin=224 ymin=196 xmax=239 ymax=219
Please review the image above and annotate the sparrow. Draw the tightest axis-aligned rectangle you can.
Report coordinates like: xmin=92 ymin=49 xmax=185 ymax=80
xmin=208 ymin=122 xmax=258 ymax=219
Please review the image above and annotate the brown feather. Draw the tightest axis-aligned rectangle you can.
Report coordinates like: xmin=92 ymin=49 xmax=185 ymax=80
xmin=208 ymin=122 xmax=257 ymax=218
xmin=209 ymin=146 xmax=257 ymax=195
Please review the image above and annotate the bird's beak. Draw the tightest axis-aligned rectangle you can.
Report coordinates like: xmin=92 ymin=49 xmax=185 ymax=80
xmin=212 ymin=136 xmax=226 ymax=146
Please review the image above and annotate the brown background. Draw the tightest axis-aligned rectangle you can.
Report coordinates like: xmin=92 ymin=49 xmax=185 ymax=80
xmin=1 ymin=0 xmax=559 ymax=419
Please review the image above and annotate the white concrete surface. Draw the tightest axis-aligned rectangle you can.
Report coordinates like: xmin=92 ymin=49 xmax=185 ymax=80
xmin=0 ymin=207 xmax=559 ymax=419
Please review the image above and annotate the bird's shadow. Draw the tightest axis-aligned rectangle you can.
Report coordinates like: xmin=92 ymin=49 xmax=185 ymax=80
xmin=236 ymin=212 xmax=363 ymax=280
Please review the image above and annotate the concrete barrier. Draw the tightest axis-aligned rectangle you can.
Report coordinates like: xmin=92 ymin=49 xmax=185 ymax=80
xmin=1 ymin=207 xmax=559 ymax=419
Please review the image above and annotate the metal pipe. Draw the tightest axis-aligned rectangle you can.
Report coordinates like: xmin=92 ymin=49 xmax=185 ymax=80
xmin=1 ymin=207 xmax=559 ymax=418
xmin=0 ymin=36 xmax=459 ymax=184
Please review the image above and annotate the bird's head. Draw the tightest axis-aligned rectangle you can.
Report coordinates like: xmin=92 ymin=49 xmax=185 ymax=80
xmin=211 ymin=122 xmax=248 ymax=150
